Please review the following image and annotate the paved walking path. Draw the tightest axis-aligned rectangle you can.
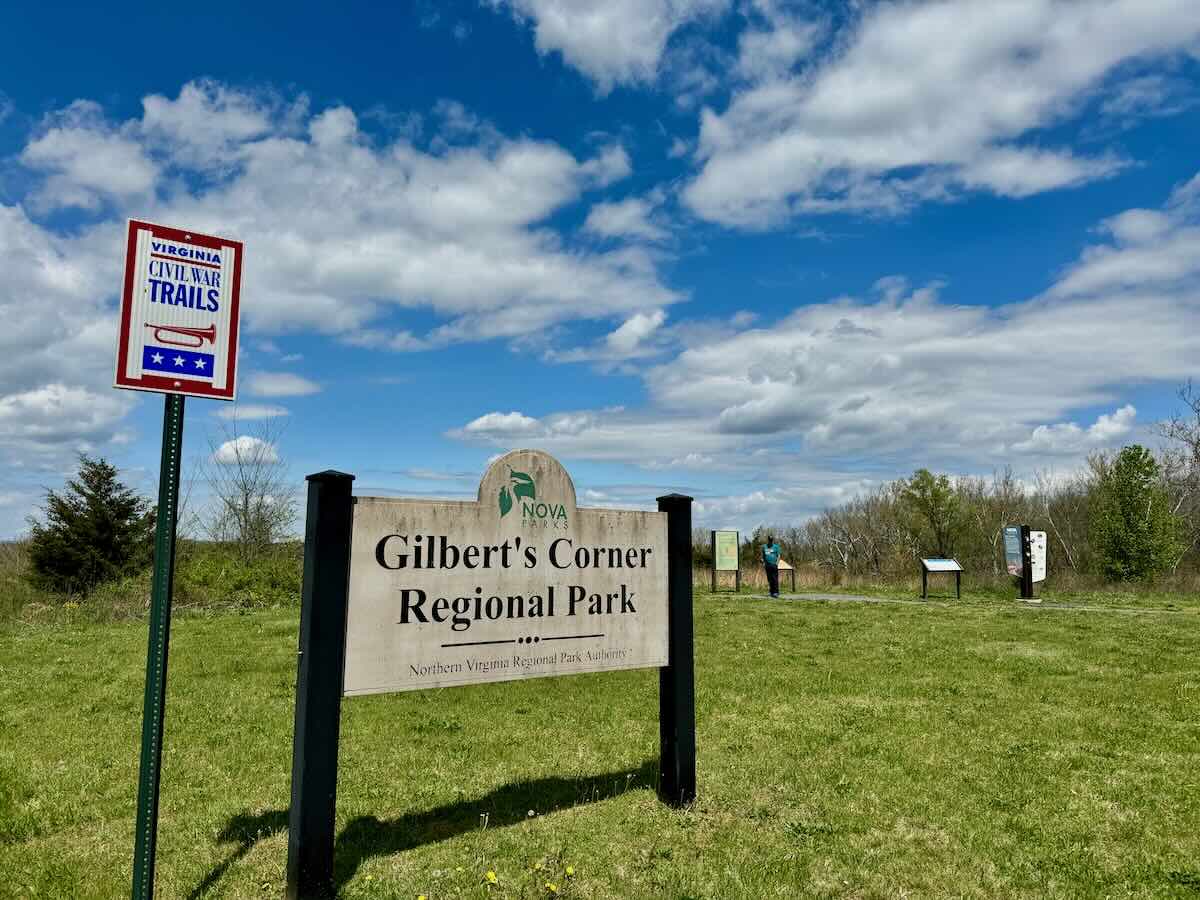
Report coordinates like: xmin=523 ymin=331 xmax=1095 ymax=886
xmin=741 ymin=592 xmax=1193 ymax=615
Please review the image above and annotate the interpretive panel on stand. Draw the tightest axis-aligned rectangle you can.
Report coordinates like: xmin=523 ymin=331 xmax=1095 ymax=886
xmin=1003 ymin=526 xmax=1023 ymax=576
xmin=344 ymin=450 xmax=669 ymax=695
xmin=1030 ymin=530 xmax=1047 ymax=583
xmin=713 ymin=530 xmax=739 ymax=571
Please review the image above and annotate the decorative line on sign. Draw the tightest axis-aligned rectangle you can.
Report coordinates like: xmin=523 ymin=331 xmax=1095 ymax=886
xmin=437 ymin=633 xmax=606 ymax=648
xmin=541 ymin=634 xmax=605 ymax=642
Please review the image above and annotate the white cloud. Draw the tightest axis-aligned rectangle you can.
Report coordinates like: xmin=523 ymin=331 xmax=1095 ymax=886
xmin=20 ymin=102 xmax=159 ymax=212
xmin=0 ymin=384 xmax=130 ymax=449
xmin=492 ymin=0 xmax=730 ymax=93
xmin=462 ymin=411 xmax=541 ymax=436
xmin=685 ymin=0 xmax=1200 ymax=225
xmin=0 ymin=206 xmax=132 ymax=461
xmin=579 ymin=143 xmax=633 ymax=186
xmin=1099 ymin=73 xmax=1197 ymax=123
xmin=691 ymin=478 xmax=877 ymax=530
xmin=539 ymin=309 xmax=672 ymax=368
xmin=140 ymin=78 xmax=291 ymax=171
xmin=213 ymin=435 xmax=280 ymax=465
xmin=584 ymin=194 xmax=670 ymax=242
xmin=454 ymin=405 xmax=728 ymax=463
xmin=454 ymin=178 xmax=1200 ymax=477
xmin=213 ymin=404 xmax=290 ymax=420
xmin=1011 ymin=405 xmax=1137 ymax=454
xmin=245 ymin=372 xmax=321 ymax=397
xmin=606 ymin=310 xmax=667 ymax=355
xmin=734 ymin=0 xmax=821 ymax=83
xmin=957 ymin=147 xmax=1124 ymax=199
xmin=8 ymin=81 xmax=680 ymax=366
xmin=1049 ymin=174 xmax=1200 ymax=299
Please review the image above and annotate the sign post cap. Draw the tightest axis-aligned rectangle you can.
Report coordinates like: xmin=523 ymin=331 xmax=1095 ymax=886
xmin=656 ymin=492 xmax=694 ymax=504
xmin=306 ymin=470 xmax=356 ymax=483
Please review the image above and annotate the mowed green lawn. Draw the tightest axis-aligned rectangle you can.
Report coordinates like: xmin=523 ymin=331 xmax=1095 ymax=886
xmin=1 ymin=593 xmax=1198 ymax=899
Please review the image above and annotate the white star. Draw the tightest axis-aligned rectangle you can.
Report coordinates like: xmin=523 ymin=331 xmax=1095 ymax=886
xmin=173 ymin=355 xmax=185 ymax=367
xmin=194 ymin=358 xmax=206 ymax=370
xmin=151 ymin=352 xmax=163 ymax=364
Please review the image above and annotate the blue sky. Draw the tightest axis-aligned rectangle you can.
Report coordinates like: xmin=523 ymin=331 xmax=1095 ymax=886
xmin=1 ymin=0 xmax=1199 ymax=537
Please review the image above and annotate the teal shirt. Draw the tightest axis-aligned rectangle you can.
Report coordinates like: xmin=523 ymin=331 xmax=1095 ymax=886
xmin=762 ymin=543 xmax=781 ymax=566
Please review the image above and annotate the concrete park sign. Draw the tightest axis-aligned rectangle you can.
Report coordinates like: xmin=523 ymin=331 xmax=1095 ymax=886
xmin=344 ymin=451 xmax=669 ymax=694
xmin=285 ymin=451 xmax=695 ymax=899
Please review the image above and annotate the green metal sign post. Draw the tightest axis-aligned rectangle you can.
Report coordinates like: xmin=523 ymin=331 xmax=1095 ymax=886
xmin=131 ymin=393 xmax=185 ymax=899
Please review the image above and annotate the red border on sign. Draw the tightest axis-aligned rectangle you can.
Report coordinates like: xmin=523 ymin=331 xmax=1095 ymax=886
xmin=114 ymin=219 xmax=244 ymax=401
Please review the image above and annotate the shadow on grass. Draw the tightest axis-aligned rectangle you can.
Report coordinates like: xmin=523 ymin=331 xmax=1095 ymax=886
xmin=192 ymin=758 xmax=658 ymax=897
xmin=189 ymin=808 xmax=291 ymax=899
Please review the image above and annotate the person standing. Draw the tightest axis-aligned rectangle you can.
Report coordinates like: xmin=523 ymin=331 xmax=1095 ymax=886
xmin=762 ymin=534 xmax=781 ymax=598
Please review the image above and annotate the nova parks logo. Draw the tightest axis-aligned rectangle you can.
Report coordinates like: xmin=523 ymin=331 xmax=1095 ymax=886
xmin=498 ymin=467 xmax=535 ymax=517
xmin=498 ymin=467 xmax=568 ymax=527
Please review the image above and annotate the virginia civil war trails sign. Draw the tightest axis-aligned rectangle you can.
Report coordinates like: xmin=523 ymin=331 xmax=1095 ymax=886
xmin=115 ymin=219 xmax=243 ymax=400
xmin=345 ymin=450 xmax=670 ymax=694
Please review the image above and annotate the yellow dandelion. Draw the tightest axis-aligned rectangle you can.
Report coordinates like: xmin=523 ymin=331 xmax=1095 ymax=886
xmin=546 ymin=882 xmax=559 ymax=893
xmin=418 ymin=895 xmax=426 ymax=900
xmin=534 ymin=862 xmax=543 ymax=871
xmin=566 ymin=865 xmax=575 ymax=877
xmin=486 ymin=870 xmax=498 ymax=884
xmin=456 ymin=866 xmax=464 ymax=873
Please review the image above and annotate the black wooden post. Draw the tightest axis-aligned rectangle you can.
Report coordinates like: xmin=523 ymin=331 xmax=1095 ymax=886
xmin=287 ymin=471 xmax=355 ymax=900
xmin=710 ymin=530 xmax=716 ymax=592
xmin=955 ymin=570 xmax=961 ymax=600
xmin=656 ymin=493 xmax=696 ymax=807
xmin=1019 ymin=524 xmax=1034 ymax=600
xmin=921 ymin=566 xmax=927 ymax=600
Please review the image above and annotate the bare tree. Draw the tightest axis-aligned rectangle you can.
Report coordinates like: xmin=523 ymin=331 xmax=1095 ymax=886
xmin=1157 ymin=381 xmax=1200 ymax=568
xmin=198 ymin=415 xmax=298 ymax=562
xmin=986 ymin=467 xmax=1025 ymax=574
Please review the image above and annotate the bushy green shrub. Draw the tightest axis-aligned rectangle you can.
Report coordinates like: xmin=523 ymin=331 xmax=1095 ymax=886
xmin=26 ymin=456 xmax=154 ymax=596
xmin=1090 ymin=445 xmax=1183 ymax=581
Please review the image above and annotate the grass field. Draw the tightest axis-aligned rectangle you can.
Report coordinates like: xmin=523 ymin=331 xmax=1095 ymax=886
xmin=2 ymin=589 xmax=1198 ymax=899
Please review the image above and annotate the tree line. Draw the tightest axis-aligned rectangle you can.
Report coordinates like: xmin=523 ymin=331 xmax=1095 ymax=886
xmin=695 ymin=385 xmax=1200 ymax=584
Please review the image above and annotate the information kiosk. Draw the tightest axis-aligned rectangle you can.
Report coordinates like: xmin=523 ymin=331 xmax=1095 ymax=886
xmin=920 ymin=558 xmax=962 ymax=599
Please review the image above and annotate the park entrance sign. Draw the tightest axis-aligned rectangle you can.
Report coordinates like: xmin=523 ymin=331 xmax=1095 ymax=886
xmin=345 ymin=451 xmax=669 ymax=693
xmin=286 ymin=451 xmax=695 ymax=899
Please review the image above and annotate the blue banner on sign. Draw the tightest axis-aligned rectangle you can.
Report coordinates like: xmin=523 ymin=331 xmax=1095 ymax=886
xmin=142 ymin=344 xmax=215 ymax=379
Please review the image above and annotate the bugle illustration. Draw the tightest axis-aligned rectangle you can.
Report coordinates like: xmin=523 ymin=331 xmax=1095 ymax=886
xmin=145 ymin=322 xmax=216 ymax=348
